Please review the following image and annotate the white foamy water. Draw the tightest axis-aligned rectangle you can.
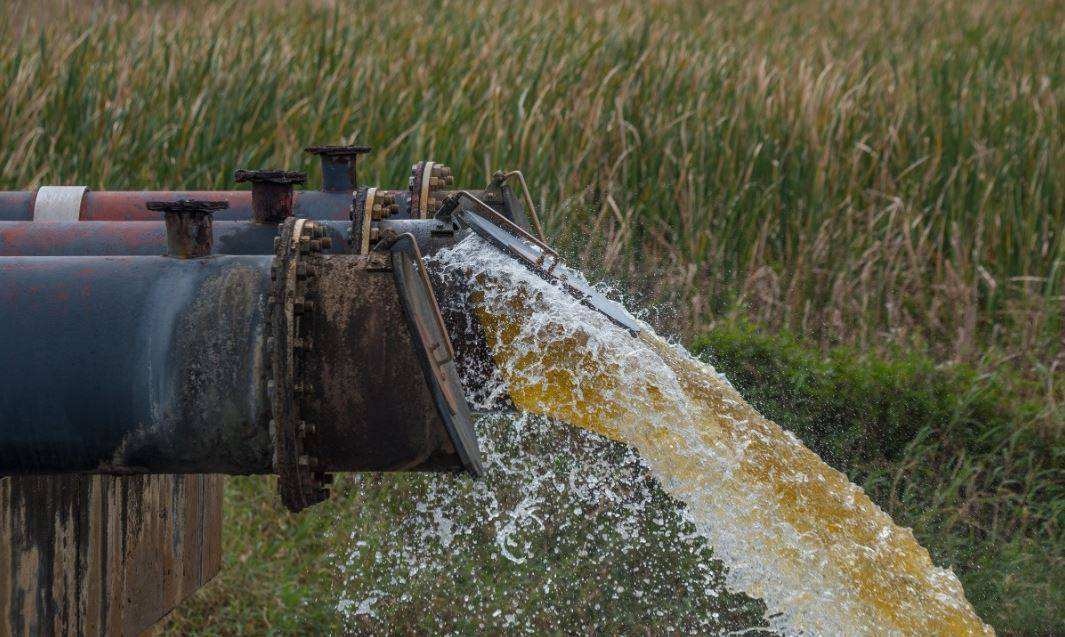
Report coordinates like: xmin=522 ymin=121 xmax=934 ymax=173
xmin=334 ymin=413 xmax=769 ymax=634
xmin=422 ymin=236 xmax=991 ymax=636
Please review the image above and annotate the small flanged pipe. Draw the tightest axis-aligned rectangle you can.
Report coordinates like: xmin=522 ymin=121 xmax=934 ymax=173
xmin=234 ymin=169 xmax=307 ymax=225
xmin=146 ymin=199 xmax=228 ymax=258
xmin=304 ymin=145 xmax=372 ymax=193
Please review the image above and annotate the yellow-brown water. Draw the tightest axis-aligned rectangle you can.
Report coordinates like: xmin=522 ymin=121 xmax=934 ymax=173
xmin=432 ymin=236 xmax=992 ymax=636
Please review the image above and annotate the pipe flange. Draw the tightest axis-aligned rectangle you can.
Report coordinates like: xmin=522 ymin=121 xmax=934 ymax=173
xmin=352 ymin=187 xmax=376 ymax=255
xmin=408 ymin=161 xmax=453 ymax=219
xmin=234 ymin=169 xmax=308 ymax=185
xmin=353 ymin=187 xmax=401 ymax=255
xmin=304 ymin=145 xmax=372 ymax=157
xmin=270 ymin=217 xmax=330 ymax=512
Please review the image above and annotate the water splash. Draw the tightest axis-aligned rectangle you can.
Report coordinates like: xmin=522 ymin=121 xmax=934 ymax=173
xmin=429 ymin=235 xmax=992 ymax=636
xmin=334 ymin=413 xmax=769 ymax=634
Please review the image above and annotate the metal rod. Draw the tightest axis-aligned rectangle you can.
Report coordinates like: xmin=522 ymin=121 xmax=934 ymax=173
xmin=453 ymin=190 xmax=559 ymax=259
xmin=498 ymin=170 xmax=547 ymax=241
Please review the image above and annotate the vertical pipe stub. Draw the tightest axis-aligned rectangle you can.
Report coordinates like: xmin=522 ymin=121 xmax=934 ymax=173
xmin=146 ymin=199 xmax=228 ymax=258
xmin=234 ymin=169 xmax=307 ymax=224
xmin=304 ymin=145 xmax=372 ymax=193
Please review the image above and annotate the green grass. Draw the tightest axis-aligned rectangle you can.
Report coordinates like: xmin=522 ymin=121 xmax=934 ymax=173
xmin=162 ymin=415 xmax=772 ymax=635
xmin=1 ymin=0 xmax=1061 ymax=633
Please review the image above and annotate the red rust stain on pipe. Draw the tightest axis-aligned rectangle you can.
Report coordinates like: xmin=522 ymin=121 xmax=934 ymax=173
xmin=84 ymin=192 xmax=250 ymax=220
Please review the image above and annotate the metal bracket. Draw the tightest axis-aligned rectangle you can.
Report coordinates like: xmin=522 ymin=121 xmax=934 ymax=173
xmin=443 ymin=190 xmax=642 ymax=336
xmin=491 ymin=170 xmax=546 ymax=241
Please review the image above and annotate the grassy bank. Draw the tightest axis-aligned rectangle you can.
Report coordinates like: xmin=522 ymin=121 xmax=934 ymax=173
xmin=160 ymin=323 xmax=1062 ymax=634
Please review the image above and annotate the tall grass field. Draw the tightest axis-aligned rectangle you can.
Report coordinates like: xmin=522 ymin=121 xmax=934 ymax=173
xmin=2 ymin=0 xmax=1061 ymax=634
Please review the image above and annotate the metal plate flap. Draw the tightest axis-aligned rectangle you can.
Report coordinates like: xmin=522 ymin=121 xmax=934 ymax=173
xmin=446 ymin=191 xmax=642 ymax=335
xmin=390 ymin=234 xmax=483 ymax=475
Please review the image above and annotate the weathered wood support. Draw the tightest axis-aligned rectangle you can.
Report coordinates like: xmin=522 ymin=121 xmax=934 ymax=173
xmin=0 ymin=474 xmax=223 ymax=636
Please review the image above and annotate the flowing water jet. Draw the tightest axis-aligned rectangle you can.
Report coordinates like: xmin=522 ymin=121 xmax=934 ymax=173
xmin=429 ymin=235 xmax=992 ymax=636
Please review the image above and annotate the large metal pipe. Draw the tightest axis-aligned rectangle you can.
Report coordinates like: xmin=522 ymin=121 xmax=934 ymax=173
xmin=0 ymin=255 xmax=275 ymax=474
xmin=0 ymin=188 xmax=498 ymax=222
xmin=0 ymin=221 xmax=481 ymax=506
xmin=0 ymin=220 xmax=353 ymax=256
xmin=0 ymin=190 xmax=354 ymax=221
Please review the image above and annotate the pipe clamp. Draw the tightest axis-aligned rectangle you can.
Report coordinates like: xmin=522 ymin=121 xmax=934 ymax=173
xmin=33 ymin=186 xmax=87 ymax=221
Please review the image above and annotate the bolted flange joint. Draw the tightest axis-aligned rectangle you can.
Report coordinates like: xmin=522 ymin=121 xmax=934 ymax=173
xmin=352 ymin=187 xmax=401 ymax=255
xmin=269 ymin=217 xmax=332 ymax=512
xmin=409 ymin=160 xmax=454 ymax=219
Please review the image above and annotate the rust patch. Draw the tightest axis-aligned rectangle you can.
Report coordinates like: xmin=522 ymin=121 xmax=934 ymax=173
xmin=308 ymin=255 xmax=457 ymax=473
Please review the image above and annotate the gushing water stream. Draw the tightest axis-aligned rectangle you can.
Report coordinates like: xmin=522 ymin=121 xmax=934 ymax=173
xmin=425 ymin=236 xmax=991 ymax=636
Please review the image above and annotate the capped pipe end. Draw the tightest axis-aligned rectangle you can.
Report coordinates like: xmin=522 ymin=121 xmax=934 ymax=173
xmin=234 ymin=169 xmax=307 ymax=185
xmin=147 ymin=199 xmax=228 ymax=258
xmin=304 ymin=145 xmax=372 ymax=157
xmin=234 ymin=170 xmax=307 ymax=224
xmin=305 ymin=145 xmax=372 ymax=192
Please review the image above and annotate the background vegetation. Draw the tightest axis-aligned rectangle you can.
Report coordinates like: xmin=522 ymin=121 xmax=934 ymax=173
xmin=1 ymin=0 xmax=1060 ymax=634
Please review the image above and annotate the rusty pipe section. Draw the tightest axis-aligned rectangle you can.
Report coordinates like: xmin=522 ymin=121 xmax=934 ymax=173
xmin=0 ymin=188 xmax=499 ymax=222
xmin=0 ymin=219 xmax=456 ymax=257
xmin=0 ymin=189 xmax=354 ymax=221
xmin=234 ymin=169 xmax=307 ymax=224
xmin=0 ymin=221 xmax=482 ymax=509
xmin=147 ymin=199 xmax=228 ymax=258
xmin=0 ymin=220 xmax=353 ymax=256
